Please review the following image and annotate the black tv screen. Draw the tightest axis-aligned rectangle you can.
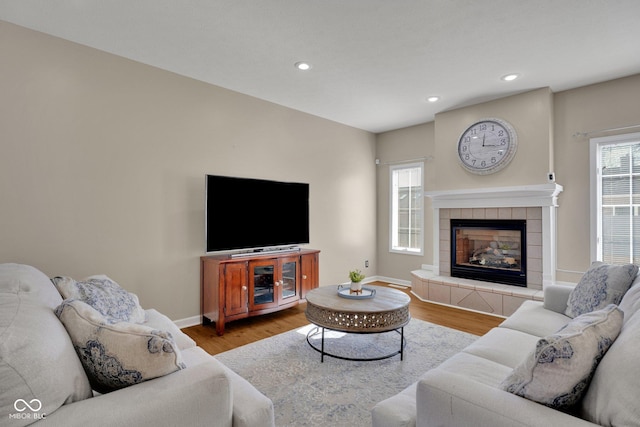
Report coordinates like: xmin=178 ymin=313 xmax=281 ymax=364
xmin=205 ymin=175 xmax=310 ymax=253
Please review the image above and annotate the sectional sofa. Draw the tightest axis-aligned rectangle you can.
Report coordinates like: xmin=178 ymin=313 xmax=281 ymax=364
xmin=373 ymin=262 xmax=640 ymax=427
xmin=0 ymin=263 xmax=274 ymax=427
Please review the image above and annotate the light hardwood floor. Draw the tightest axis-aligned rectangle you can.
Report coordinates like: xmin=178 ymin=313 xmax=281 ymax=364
xmin=183 ymin=282 xmax=504 ymax=356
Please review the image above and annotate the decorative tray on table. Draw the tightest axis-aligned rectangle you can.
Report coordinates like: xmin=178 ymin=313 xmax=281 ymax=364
xmin=337 ymin=285 xmax=376 ymax=299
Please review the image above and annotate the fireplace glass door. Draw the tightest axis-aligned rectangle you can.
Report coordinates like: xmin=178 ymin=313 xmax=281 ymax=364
xmin=451 ymin=219 xmax=526 ymax=286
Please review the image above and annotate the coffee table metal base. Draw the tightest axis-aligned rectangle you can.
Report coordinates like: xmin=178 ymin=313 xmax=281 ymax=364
xmin=306 ymin=326 xmax=406 ymax=363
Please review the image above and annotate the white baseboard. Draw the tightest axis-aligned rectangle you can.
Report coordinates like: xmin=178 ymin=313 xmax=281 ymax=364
xmin=366 ymin=275 xmax=411 ymax=287
xmin=174 ymin=275 xmax=412 ymax=330
xmin=420 ymin=264 xmax=440 ymax=276
xmin=174 ymin=315 xmax=201 ymax=329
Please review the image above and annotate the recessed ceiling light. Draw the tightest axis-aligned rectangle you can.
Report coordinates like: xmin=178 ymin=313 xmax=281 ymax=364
xmin=501 ymin=73 xmax=520 ymax=82
xmin=426 ymin=96 xmax=440 ymax=102
xmin=294 ymin=62 xmax=312 ymax=71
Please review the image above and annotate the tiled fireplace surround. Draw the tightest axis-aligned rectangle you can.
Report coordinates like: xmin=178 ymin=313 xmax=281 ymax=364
xmin=412 ymin=184 xmax=563 ymax=317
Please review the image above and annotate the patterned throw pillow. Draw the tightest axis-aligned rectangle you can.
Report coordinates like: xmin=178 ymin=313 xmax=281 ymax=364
xmin=618 ymin=279 xmax=640 ymax=324
xmin=55 ymin=299 xmax=185 ymax=393
xmin=564 ymin=262 xmax=637 ymax=318
xmin=52 ymin=275 xmax=146 ymax=323
xmin=580 ymin=308 xmax=640 ymax=425
xmin=501 ymin=304 xmax=623 ymax=409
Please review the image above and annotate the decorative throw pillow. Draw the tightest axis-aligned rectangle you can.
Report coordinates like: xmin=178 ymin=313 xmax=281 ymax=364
xmin=501 ymin=304 xmax=623 ymax=409
xmin=564 ymin=262 xmax=637 ymax=318
xmin=55 ymin=299 xmax=186 ymax=393
xmin=580 ymin=308 xmax=640 ymax=425
xmin=0 ymin=264 xmax=93 ymax=427
xmin=618 ymin=278 xmax=640 ymax=324
xmin=52 ymin=275 xmax=146 ymax=323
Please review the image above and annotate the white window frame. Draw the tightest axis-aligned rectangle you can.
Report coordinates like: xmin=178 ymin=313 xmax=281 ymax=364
xmin=389 ymin=162 xmax=424 ymax=255
xmin=590 ymin=131 xmax=640 ymax=262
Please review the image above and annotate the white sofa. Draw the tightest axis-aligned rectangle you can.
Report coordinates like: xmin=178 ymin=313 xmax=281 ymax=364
xmin=0 ymin=263 xmax=274 ymax=427
xmin=373 ymin=275 xmax=640 ymax=426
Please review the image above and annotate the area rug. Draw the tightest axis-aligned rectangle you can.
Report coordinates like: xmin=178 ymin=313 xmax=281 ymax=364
xmin=215 ymin=319 xmax=477 ymax=426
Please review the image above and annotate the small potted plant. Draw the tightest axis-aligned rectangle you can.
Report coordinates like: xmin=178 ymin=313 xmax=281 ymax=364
xmin=349 ymin=269 xmax=366 ymax=294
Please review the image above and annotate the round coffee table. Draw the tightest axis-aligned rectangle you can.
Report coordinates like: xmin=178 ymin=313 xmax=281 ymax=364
xmin=304 ymin=284 xmax=411 ymax=362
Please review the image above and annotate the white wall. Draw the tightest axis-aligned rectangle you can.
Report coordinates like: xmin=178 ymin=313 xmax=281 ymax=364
xmin=433 ymin=88 xmax=554 ymax=190
xmin=376 ymin=75 xmax=640 ymax=283
xmin=376 ymin=122 xmax=435 ymax=281
xmin=0 ymin=21 xmax=377 ymax=321
xmin=4 ymin=20 xmax=639 ymax=319
xmin=554 ymin=74 xmax=640 ymax=281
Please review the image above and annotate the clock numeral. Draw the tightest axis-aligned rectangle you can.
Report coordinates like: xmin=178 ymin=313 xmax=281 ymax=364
xmin=498 ymin=130 xmax=504 ymax=137
xmin=478 ymin=124 xmax=487 ymax=131
xmin=491 ymin=157 xmax=497 ymax=164
xmin=500 ymin=138 xmax=507 ymax=145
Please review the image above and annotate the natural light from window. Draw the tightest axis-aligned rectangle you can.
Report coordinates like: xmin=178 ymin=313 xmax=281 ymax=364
xmin=390 ymin=162 xmax=424 ymax=255
xmin=591 ymin=132 xmax=640 ymax=264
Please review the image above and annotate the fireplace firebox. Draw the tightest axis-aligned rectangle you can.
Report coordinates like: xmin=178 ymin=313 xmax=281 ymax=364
xmin=450 ymin=219 xmax=526 ymax=287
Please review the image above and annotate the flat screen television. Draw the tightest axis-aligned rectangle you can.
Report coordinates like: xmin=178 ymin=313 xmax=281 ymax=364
xmin=205 ymin=174 xmax=310 ymax=253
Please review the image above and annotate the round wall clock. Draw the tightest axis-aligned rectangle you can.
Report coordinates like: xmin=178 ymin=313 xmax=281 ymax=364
xmin=457 ymin=118 xmax=518 ymax=175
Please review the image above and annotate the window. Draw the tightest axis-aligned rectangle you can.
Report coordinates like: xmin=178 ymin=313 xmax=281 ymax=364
xmin=390 ymin=162 xmax=424 ymax=255
xmin=591 ymin=132 xmax=640 ymax=264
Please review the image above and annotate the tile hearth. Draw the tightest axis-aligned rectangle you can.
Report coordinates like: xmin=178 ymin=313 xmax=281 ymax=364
xmin=411 ymin=270 xmax=543 ymax=317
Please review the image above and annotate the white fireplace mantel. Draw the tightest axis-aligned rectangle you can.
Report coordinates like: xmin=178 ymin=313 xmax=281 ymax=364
xmin=424 ymin=183 xmax=563 ymax=209
xmin=425 ymin=183 xmax=563 ymax=286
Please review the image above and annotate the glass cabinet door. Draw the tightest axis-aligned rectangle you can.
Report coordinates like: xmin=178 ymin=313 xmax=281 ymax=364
xmin=252 ymin=264 xmax=275 ymax=305
xmin=281 ymin=260 xmax=297 ymax=300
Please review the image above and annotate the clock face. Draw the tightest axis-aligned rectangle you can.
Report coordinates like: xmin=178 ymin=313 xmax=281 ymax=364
xmin=457 ymin=118 xmax=517 ymax=175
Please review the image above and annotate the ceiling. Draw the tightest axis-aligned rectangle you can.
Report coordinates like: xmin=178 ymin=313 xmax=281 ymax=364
xmin=1 ymin=0 xmax=640 ymax=133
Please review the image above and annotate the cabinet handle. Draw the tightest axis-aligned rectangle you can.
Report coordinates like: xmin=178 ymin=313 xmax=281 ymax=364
xmin=275 ymin=281 xmax=280 ymax=287
xmin=242 ymin=286 xmax=247 ymax=291
xmin=302 ymin=275 xmax=307 ymax=280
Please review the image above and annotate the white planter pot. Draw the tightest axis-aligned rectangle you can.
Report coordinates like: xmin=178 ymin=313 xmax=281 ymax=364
xmin=350 ymin=281 xmax=363 ymax=292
